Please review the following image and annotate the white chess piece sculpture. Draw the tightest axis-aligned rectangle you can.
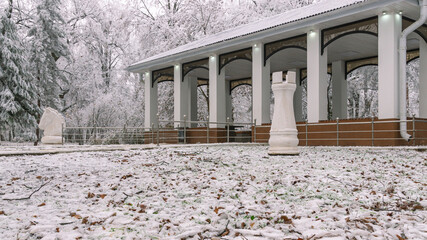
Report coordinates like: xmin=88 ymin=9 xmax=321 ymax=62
xmin=268 ymin=71 xmax=299 ymax=155
xmin=38 ymin=107 xmax=66 ymax=144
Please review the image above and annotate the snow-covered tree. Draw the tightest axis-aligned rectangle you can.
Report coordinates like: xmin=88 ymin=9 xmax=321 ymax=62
xmin=29 ymin=0 xmax=69 ymax=110
xmin=0 ymin=1 xmax=39 ymax=138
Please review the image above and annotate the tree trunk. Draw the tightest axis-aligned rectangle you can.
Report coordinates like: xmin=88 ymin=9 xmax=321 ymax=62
xmin=34 ymin=98 xmax=41 ymax=146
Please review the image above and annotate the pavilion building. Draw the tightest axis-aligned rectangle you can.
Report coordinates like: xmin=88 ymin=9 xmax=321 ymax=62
xmin=127 ymin=0 xmax=427 ymax=146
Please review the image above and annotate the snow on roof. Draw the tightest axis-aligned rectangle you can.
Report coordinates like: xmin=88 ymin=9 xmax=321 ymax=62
xmin=129 ymin=0 xmax=368 ymax=70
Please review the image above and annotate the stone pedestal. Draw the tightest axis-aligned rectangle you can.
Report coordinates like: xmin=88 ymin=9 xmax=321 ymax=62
xmin=38 ymin=107 xmax=66 ymax=145
xmin=268 ymin=71 xmax=299 ymax=155
xmin=41 ymin=136 xmax=63 ymax=144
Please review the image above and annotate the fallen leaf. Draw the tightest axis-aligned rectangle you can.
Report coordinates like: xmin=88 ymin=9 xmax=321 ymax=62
xmin=38 ymin=203 xmax=46 ymax=207
xmin=214 ymin=206 xmax=224 ymax=214
xmin=138 ymin=204 xmax=146 ymax=213
xmin=280 ymin=215 xmax=293 ymax=224
xmin=121 ymin=174 xmax=133 ymax=180
xmin=11 ymin=177 xmax=20 ymax=181
xmin=413 ymin=205 xmax=424 ymax=210
xmin=87 ymin=192 xmax=95 ymax=198
xmin=56 ymin=228 xmax=59 ymax=232
xmin=36 ymin=176 xmax=42 ymax=179
xmin=98 ymin=194 xmax=106 ymax=199
xmin=386 ymin=186 xmax=395 ymax=194
xmin=0 ymin=211 xmax=5 ymax=215
xmin=221 ymin=229 xmax=230 ymax=236
xmin=82 ymin=217 xmax=88 ymax=224
xmin=396 ymin=235 xmax=407 ymax=240
xmin=142 ymin=164 xmax=154 ymax=167
xmin=70 ymin=213 xmax=82 ymax=219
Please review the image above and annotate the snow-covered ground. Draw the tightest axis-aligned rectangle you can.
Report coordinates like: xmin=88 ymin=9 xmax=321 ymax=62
xmin=0 ymin=145 xmax=426 ymax=239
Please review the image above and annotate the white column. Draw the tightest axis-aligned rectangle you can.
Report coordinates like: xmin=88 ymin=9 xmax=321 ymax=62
xmin=292 ymin=69 xmax=303 ymax=122
xmin=252 ymin=43 xmax=271 ymax=125
xmin=187 ymin=76 xmax=198 ymax=125
xmin=174 ymin=64 xmax=189 ymax=127
xmin=209 ymin=55 xmax=226 ymax=127
xmin=332 ymin=61 xmax=347 ymax=119
xmin=378 ymin=12 xmax=401 ymax=119
xmin=419 ymin=37 xmax=427 ymax=118
xmin=144 ymin=71 xmax=158 ymax=128
xmin=307 ymin=29 xmax=328 ymax=123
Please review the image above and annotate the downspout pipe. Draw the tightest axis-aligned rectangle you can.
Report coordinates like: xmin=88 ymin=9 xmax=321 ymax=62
xmin=399 ymin=0 xmax=427 ymax=141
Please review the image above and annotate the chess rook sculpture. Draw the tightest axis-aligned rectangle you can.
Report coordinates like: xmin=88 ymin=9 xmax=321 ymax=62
xmin=268 ymin=71 xmax=299 ymax=155
xmin=38 ymin=107 xmax=66 ymax=144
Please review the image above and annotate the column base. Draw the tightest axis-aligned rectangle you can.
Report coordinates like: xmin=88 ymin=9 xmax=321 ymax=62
xmin=268 ymin=147 xmax=299 ymax=156
xmin=268 ymin=131 xmax=299 ymax=155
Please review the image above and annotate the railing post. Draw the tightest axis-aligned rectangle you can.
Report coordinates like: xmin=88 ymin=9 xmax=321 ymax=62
xmin=94 ymin=125 xmax=97 ymax=144
xmin=156 ymin=113 xmax=160 ymax=146
xmin=336 ymin=117 xmax=339 ymax=146
xmin=123 ymin=125 xmax=126 ymax=144
xmin=226 ymin=117 xmax=230 ymax=143
xmin=183 ymin=115 xmax=187 ymax=145
xmin=61 ymin=123 xmax=64 ymax=145
xmin=253 ymin=119 xmax=257 ymax=143
xmin=206 ymin=116 xmax=209 ymax=144
xmin=83 ymin=128 xmax=86 ymax=145
xmin=305 ymin=121 xmax=308 ymax=146
xmin=151 ymin=123 xmax=154 ymax=144
xmin=371 ymin=116 xmax=375 ymax=147
xmin=412 ymin=114 xmax=416 ymax=146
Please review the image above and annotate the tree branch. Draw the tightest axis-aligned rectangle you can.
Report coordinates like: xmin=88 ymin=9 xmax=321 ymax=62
xmin=140 ymin=0 xmax=155 ymax=20
xmin=3 ymin=180 xmax=51 ymax=201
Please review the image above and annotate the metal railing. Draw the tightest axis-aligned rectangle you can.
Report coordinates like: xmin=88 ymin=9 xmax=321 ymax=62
xmin=62 ymin=118 xmax=255 ymax=145
xmin=61 ymin=117 xmax=427 ymax=146
xmin=252 ymin=117 xmax=427 ymax=146
xmin=62 ymin=126 xmax=150 ymax=145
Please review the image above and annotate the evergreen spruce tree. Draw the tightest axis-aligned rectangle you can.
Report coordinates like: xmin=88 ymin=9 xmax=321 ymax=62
xmin=29 ymin=0 xmax=69 ymax=143
xmin=0 ymin=1 xmax=39 ymax=134
xmin=29 ymin=0 xmax=69 ymax=109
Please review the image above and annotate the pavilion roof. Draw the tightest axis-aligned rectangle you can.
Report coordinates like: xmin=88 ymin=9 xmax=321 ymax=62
xmin=128 ymin=0 xmax=375 ymax=72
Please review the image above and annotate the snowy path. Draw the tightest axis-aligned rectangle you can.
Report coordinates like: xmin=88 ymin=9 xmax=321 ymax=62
xmin=0 ymin=146 xmax=426 ymax=239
